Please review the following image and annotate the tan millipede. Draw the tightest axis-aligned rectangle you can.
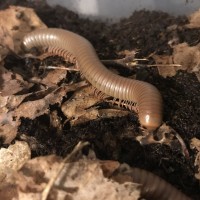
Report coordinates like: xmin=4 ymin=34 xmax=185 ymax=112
xmin=22 ymin=28 xmax=163 ymax=131
xmin=45 ymin=46 xmax=77 ymax=64
xmin=112 ymin=166 xmax=191 ymax=200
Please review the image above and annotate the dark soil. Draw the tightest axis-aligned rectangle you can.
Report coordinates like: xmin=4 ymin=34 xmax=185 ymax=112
xmin=1 ymin=1 xmax=200 ymax=199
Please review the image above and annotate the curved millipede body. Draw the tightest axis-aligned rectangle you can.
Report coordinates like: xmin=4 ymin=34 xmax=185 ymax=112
xmin=23 ymin=28 xmax=163 ymax=131
xmin=113 ymin=167 xmax=191 ymax=200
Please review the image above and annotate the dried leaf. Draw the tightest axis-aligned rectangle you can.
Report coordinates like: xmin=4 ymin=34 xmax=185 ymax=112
xmin=0 ymin=26 xmax=14 ymax=60
xmin=153 ymin=43 xmax=200 ymax=79
xmin=98 ymin=108 xmax=130 ymax=118
xmin=0 ymin=141 xmax=31 ymax=182
xmin=151 ymin=54 xmax=176 ymax=77
xmin=15 ymin=83 xmax=85 ymax=119
xmin=185 ymin=9 xmax=200 ymax=28
xmin=190 ymin=138 xmax=200 ymax=180
xmin=0 ymin=122 xmax=19 ymax=144
xmin=0 ymin=6 xmax=46 ymax=54
xmin=0 ymin=155 xmax=140 ymax=200
xmin=0 ymin=81 xmax=86 ymax=144
xmin=40 ymin=69 xmax=68 ymax=87
xmin=173 ymin=43 xmax=200 ymax=71
xmin=0 ymin=65 xmax=31 ymax=96
xmin=61 ymin=86 xmax=100 ymax=125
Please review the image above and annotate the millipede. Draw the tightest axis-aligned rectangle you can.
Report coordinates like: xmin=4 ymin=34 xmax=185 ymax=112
xmin=22 ymin=28 xmax=163 ymax=131
xmin=112 ymin=166 xmax=191 ymax=200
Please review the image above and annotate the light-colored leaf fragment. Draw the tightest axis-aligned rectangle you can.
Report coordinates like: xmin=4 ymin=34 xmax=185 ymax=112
xmin=185 ymin=9 xmax=200 ymax=28
xmin=0 ymin=155 xmax=140 ymax=200
xmin=190 ymin=138 xmax=200 ymax=180
xmin=0 ymin=6 xmax=46 ymax=53
xmin=0 ymin=141 xmax=31 ymax=182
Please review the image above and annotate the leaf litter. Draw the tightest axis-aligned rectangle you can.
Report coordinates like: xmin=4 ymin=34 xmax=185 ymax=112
xmin=0 ymin=1 xmax=200 ymax=199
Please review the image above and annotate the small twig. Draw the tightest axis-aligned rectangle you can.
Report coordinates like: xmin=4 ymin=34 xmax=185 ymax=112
xmin=43 ymin=65 xmax=79 ymax=71
xmin=102 ymin=58 xmax=182 ymax=69
xmin=146 ymin=64 xmax=182 ymax=67
xmin=101 ymin=53 xmax=137 ymax=67
xmin=41 ymin=141 xmax=89 ymax=200
xmin=173 ymin=131 xmax=189 ymax=158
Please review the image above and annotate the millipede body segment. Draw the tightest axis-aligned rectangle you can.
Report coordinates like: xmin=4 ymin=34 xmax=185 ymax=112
xmin=113 ymin=166 xmax=191 ymax=200
xmin=23 ymin=28 xmax=163 ymax=131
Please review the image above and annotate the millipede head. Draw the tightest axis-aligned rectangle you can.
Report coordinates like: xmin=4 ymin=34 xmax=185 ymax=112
xmin=139 ymin=112 xmax=162 ymax=131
